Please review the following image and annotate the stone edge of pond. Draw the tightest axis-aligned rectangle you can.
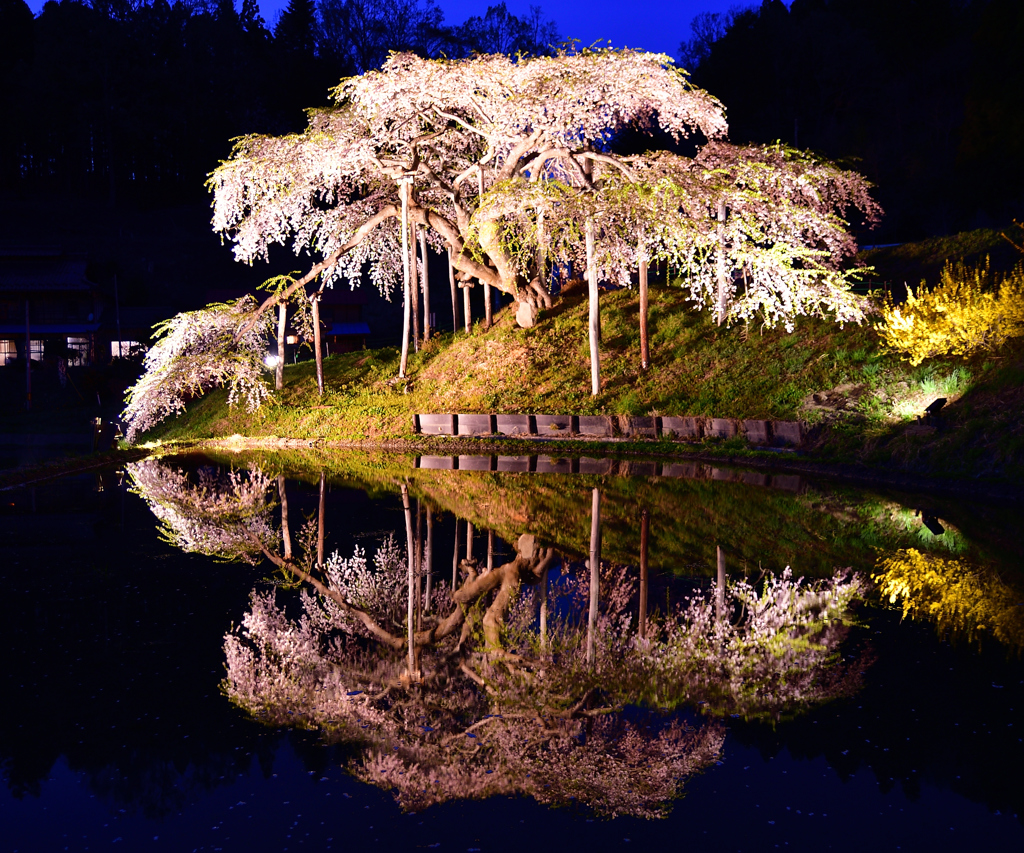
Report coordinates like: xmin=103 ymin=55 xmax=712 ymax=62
xmin=2 ymin=434 xmax=1019 ymax=503
xmin=0 ymin=447 xmax=155 ymax=491
xmin=135 ymin=433 xmax=1024 ymax=503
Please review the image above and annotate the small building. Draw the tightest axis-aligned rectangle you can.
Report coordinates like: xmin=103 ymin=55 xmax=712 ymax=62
xmin=318 ymin=286 xmax=370 ymax=354
xmin=0 ymin=247 xmax=103 ymax=367
xmin=203 ymin=285 xmax=371 ymax=358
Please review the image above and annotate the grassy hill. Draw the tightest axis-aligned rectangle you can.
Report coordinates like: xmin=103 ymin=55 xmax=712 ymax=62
xmin=143 ymin=267 xmax=1024 ymax=485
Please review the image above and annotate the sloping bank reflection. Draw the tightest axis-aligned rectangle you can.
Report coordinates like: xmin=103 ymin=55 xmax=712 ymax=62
xmin=128 ymin=457 xmax=870 ymax=817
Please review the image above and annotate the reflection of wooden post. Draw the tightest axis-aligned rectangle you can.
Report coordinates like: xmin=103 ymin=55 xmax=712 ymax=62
xmin=487 ymin=529 xmax=495 ymax=573
xmin=716 ymin=545 xmax=726 ymax=624
xmin=424 ymin=505 xmax=433 ymax=613
xmin=466 ymin=521 xmax=474 ymax=562
xmin=587 ymin=488 xmax=601 ymax=666
xmin=415 ymin=501 xmax=423 ymax=628
xmin=278 ymin=475 xmax=292 ymax=560
xmin=539 ymin=559 xmax=548 ymax=653
xmin=317 ymin=470 xmax=326 ymax=567
xmin=402 ymin=485 xmax=416 ymax=677
xmin=639 ymin=508 xmax=649 ymax=640
xmin=452 ymin=516 xmax=461 ymax=587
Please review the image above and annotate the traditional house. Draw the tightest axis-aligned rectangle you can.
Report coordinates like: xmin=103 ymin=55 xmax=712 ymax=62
xmin=0 ymin=247 xmax=103 ymax=367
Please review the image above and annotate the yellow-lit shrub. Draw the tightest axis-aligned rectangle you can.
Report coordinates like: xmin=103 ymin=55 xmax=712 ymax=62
xmin=875 ymin=259 xmax=1024 ymax=365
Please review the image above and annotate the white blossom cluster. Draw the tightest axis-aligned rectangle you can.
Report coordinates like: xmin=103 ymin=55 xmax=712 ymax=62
xmin=208 ymin=48 xmax=879 ymax=332
xmin=121 ymin=296 xmax=274 ymax=442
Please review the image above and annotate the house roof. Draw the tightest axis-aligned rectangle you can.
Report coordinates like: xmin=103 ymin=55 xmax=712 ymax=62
xmin=0 ymin=323 xmax=101 ymax=335
xmin=326 ymin=322 xmax=371 ymax=336
xmin=0 ymin=249 xmax=94 ymax=292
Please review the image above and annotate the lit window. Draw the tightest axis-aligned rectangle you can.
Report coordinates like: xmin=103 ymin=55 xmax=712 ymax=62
xmin=0 ymin=339 xmax=16 ymax=366
xmin=67 ymin=336 xmax=90 ymax=366
xmin=110 ymin=340 xmax=145 ymax=359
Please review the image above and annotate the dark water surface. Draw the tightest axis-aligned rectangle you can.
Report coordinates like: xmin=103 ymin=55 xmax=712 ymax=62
xmin=1 ymin=452 xmax=1022 ymax=852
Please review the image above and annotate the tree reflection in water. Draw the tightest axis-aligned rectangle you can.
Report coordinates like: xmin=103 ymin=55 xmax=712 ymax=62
xmin=874 ymin=548 xmax=1024 ymax=652
xmin=128 ymin=458 xmax=868 ymax=817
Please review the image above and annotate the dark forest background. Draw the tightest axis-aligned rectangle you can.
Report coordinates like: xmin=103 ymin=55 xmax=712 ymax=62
xmin=0 ymin=0 xmax=1022 ymax=311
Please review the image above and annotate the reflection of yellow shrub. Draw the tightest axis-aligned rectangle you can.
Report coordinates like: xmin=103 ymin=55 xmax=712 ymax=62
xmin=873 ymin=548 xmax=1024 ymax=651
xmin=875 ymin=259 xmax=1024 ymax=365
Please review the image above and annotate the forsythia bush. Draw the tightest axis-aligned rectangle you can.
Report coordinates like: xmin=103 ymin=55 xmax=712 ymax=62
xmin=875 ymin=259 xmax=1024 ymax=365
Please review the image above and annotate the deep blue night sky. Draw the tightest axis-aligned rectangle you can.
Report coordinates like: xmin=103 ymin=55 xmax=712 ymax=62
xmin=24 ymin=0 xmax=748 ymax=63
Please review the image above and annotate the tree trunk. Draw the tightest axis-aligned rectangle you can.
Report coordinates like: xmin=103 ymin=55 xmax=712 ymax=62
xmin=448 ymin=248 xmax=459 ymax=333
xmin=586 ymin=218 xmax=600 ymax=396
xmin=419 ymin=227 xmax=430 ymax=342
xmin=311 ymin=294 xmax=324 ymax=395
xmin=276 ymin=301 xmax=286 ymax=390
xmin=639 ymin=242 xmax=650 ymax=371
xmin=587 ymin=487 xmax=601 ymax=666
xmin=717 ymin=199 xmax=728 ymax=326
xmin=399 ymin=180 xmax=411 ymax=378
xmin=639 ymin=508 xmax=649 ymax=640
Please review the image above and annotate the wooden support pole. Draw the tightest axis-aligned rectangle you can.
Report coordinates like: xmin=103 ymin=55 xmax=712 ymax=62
xmin=399 ymin=179 xmax=411 ymax=378
xmin=276 ymin=301 xmax=286 ymax=390
xmin=311 ymin=294 xmax=324 ymax=395
xmin=586 ymin=218 xmax=600 ymax=396
xmin=411 ymin=223 xmax=420 ymax=352
xmin=717 ymin=199 xmax=728 ymax=326
xmin=419 ymin=226 xmax=430 ymax=343
xmin=448 ymin=248 xmax=459 ymax=334
xmin=639 ymin=237 xmax=650 ymax=371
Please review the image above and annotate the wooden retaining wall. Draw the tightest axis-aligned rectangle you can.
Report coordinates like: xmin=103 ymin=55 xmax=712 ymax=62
xmin=414 ymin=454 xmax=806 ymax=493
xmin=413 ymin=413 xmax=805 ymax=447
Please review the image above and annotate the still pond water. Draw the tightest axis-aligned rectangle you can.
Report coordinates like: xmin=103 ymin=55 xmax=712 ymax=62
xmin=1 ymin=451 xmax=1022 ymax=852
